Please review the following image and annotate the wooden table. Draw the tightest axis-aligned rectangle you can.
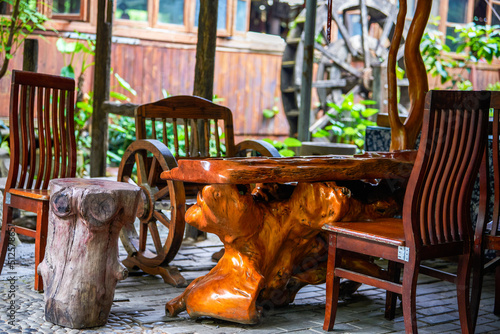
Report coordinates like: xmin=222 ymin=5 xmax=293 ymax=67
xmin=161 ymin=151 xmax=416 ymax=324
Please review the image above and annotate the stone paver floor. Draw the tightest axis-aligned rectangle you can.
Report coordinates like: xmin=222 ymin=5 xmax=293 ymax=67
xmin=1 ymin=232 xmax=499 ymax=334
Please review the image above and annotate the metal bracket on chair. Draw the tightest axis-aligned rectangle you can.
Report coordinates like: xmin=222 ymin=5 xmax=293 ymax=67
xmin=5 ymin=193 xmax=10 ymax=205
xmin=398 ymin=246 xmax=409 ymax=262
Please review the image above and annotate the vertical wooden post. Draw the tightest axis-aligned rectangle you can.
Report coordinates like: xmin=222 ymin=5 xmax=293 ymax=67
xmin=91 ymin=0 xmax=113 ymax=177
xmin=192 ymin=0 xmax=217 ymax=101
xmin=187 ymin=0 xmax=218 ymax=240
xmin=22 ymin=39 xmax=38 ymax=72
xmin=298 ymin=0 xmax=316 ymax=142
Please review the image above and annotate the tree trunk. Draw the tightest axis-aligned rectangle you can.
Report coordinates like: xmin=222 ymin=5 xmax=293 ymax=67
xmin=39 ymin=179 xmax=141 ymax=328
xmin=90 ymin=0 xmax=113 ymax=177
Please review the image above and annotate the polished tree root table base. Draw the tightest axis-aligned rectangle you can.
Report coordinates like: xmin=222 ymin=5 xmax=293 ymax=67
xmin=162 ymin=153 xmax=415 ymax=324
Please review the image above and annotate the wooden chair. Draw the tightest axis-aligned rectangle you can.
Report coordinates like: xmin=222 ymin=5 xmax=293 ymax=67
xmin=117 ymin=95 xmax=280 ymax=286
xmin=0 ymin=70 xmax=77 ymax=291
xmin=322 ymin=90 xmax=490 ymax=333
xmin=471 ymin=91 xmax=500 ymax=328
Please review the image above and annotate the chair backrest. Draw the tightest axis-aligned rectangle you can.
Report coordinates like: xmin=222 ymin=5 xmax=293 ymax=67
xmin=403 ymin=90 xmax=490 ymax=248
xmin=5 ymin=70 xmax=77 ymax=191
xmin=477 ymin=91 xmax=500 ymax=239
xmin=135 ymin=95 xmax=236 ymax=158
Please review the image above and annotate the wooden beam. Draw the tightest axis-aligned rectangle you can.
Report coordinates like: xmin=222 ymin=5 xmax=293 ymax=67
xmin=187 ymin=0 xmax=219 ymax=240
xmin=90 ymin=0 xmax=113 ymax=177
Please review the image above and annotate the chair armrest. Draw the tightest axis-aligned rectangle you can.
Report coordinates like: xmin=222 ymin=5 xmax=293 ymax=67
xmin=235 ymin=139 xmax=281 ymax=157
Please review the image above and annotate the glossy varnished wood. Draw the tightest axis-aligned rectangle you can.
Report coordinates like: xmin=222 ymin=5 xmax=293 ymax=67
xmin=323 ymin=90 xmax=490 ymax=333
xmin=164 ymin=181 xmax=404 ymax=324
xmin=117 ymin=95 xmax=281 ymax=286
xmin=0 ymin=70 xmax=76 ymax=291
xmin=471 ymin=91 xmax=500 ymax=327
xmin=161 ymin=151 xmax=416 ymax=184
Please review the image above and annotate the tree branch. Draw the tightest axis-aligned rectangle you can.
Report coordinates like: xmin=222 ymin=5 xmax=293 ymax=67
xmin=0 ymin=0 xmax=22 ymax=80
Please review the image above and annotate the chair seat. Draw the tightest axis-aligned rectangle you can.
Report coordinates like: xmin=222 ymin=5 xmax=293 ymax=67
xmin=322 ymin=218 xmax=405 ymax=246
xmin=8 ymin=188 xmax=50 ymax=201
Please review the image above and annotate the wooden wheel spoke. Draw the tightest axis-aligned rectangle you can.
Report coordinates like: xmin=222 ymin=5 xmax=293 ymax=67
xmin=397 ymin=44 xmax=406 ymax=61
xmin=139 ymin=222 xmax=148 ymax=252
xmin=153 ymin=210 xmax=172 ymax=230
xmin=359 ymin=0 xmax=371 ymax=68
xmin=148 ymin=221 xmax=164 ymax=255
xmin=315 ymin=42 xmax=361 ymax=78
xmin=148 ymin=157 xmax=158 ymax=186
xmin=123 ymin=175 xmax=138 ymax=187
xmin=154 ymin=185 xmax=170 ymax=201
xmin=134 ymin=152 xmax=148 ymax=186
xmin=312 ymin=79 xmax=347 ymax=89
xmin=376 ymin=7 xmax=398 ymax=58
xmin=331 ymin=10 xmax=358 ymax=57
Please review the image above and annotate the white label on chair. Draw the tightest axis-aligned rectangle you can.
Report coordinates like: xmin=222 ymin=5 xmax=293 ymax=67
xmin=5 ymin=193 xmax=10 ymax=205
xmin=398 ymin=246 xmax=409 ymax=262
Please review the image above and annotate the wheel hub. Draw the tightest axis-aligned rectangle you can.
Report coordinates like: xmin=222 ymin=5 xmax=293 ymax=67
xmin=136 ymin=185 xmax=154 ymax=221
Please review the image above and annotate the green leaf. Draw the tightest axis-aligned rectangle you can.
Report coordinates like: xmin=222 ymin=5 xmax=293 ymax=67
xmin=361 ymin=108 xmax=378 ymax=118
xmin=283 ymin=137 xmax=302 ymax=147
xmin=114 ymin=73 xmax=137 ymax=96
xmin=396 ymin=66 xmax=405 ymax=80
xmin=61 ymin=65 xmax=75 ymax=79
xmin=354 ymin=138 xmax=365 ymax=148
xmin=56 ymin=38 xmax=78 ymax=53
xmin=343 ymin=127 xmax=356 ymax=135
xmin=263 ymin=109 xmax=276 ymax=118
xmin=278 ymin=149 xmax=295 ymax=157
xmin=110 ymin=91 xmax=129 ymax=101
xmin=106 ymin=150 xmax=123 ymax=162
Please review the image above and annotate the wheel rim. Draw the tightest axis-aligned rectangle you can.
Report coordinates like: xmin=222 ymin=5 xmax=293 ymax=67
xmin=118 ymin=141 xmax=185 ymax=267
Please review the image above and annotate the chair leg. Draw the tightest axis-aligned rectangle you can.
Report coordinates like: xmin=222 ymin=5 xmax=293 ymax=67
xmin=385 ymin=260 xmax=401 ymax=320
xmin=470 ymin=244 xmax=485 ymax=329
xmin=495 ymin=254 xmax=500 ymax=316
xmin=456 ymin=253 xmax=472 ymax=334
xmin=33 ymin=203 xmax=49 ymax=292
xmin=401 ymin=259 xmax=419 ymax=334
xmin=0 ymin=205 xmax=14 ymax=275
xmin=323 ymin=233 xmax=341 ymax=331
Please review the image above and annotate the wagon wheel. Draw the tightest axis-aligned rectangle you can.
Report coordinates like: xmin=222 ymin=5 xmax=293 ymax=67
xmin=281 ymin=0 xmax=410 ymax=136
xmin=118 ymin=139 xmax=187 ymax=287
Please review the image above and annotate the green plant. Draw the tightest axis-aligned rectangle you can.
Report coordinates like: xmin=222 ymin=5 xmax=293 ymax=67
xmin=487 ymin=82 xmax=500 ymax=91
xmin=421 ymin=19 xmax=500 ymax=89
xmin=263 ymin=137 xmax=301 ymax=157
xmin=56 ymin=35 xmax=95 ymax=80
xmin=313 ymin=93 xmax=377 ymax=152
xmin=57 ymin=35 xmax=136 ymax=176
xmin=449 ymin=22 xmax=500 ymax=64
xmin=0 ymin=0 xmax=50 ymax=79
xmin=420 ymin=17 xmax=461 ymax=85
xmin=457 ymin=80 xmax=473 ymax=91
xmin=263 ymin=97 xmax=281 ymax=119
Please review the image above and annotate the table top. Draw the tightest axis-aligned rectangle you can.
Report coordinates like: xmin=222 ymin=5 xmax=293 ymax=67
xmin=160 ymin=150 xmax=417 ymax=184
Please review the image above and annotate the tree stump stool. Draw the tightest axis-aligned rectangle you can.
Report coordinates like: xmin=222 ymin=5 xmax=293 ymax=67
xmin=38 ymin=178 xmax=141 ymax=329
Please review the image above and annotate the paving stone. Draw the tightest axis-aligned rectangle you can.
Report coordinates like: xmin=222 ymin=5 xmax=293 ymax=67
xmin=1 ymin=234 xmax=498 ymax=334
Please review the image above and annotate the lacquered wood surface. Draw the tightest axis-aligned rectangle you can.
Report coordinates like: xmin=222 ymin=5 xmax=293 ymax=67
xmin=165 ymin=181 xmax=402 ymax=324
xmin=161 ymin=150 xmax=417 ymax=184
xmin=0 ymin=70 xmax=77 ymax=292
xmin=471 ymin=91 xmax=500 ymax=326
xmin=323 ymin=91 xmax=490 ymax=333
